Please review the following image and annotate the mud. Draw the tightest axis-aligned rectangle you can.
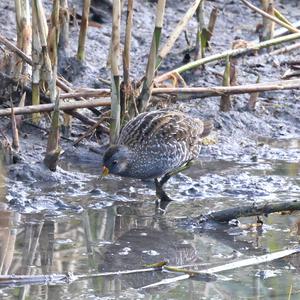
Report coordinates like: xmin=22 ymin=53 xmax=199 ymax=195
xmin=0 ymin=0 xmax=299 ymax=210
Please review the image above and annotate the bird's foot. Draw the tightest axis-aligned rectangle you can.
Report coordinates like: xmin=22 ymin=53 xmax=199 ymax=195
xmin=155 ymin=179 xmax=173 ymax=202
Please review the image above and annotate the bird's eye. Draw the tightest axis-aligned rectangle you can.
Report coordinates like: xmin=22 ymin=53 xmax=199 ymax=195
xmin=112 ymin=160 xmax=118 ymax=165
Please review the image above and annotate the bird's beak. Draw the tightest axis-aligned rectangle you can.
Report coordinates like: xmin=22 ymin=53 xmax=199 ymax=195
xmin=102 ymin=166 xmax=110 ymax=176
xmin=99 ymin=166 xmax=110 ymax=181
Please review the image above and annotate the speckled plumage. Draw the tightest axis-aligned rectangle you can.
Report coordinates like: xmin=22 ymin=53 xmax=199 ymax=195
xmin=103 ymin=109 xmax=213 ymax=180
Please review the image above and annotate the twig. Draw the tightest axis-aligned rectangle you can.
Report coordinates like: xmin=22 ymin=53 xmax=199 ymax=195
xmin=270 ymin=42 xmax=300 ymax=55
xmin=160 ymin=38 xmax=300 ymax=83
xmin=0 ymin=98 xmax=111 ymax=117
xmin=240 ymin=0 xmax=300 ymax=34
xmin=154 ymin=31 xmax=300 ymax=83
xmin=152 ymin=79 xmax=300 ymax=98
xmin=73 ymin=111 xmax=109 ymax=146
xmin=60 ymin=89 xmax=110 ymax=99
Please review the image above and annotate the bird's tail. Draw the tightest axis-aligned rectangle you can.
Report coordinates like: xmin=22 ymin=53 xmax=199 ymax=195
xmin=202 ymin=120 xmax=214 ymax=137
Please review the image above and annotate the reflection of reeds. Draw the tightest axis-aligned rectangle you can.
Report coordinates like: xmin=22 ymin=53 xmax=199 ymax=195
xmin=0 ymin=207 xmax=19 ymax=276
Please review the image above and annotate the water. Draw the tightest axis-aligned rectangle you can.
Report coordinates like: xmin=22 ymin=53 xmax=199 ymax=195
xmin=0 ymin=139 xmax=300 ymax=299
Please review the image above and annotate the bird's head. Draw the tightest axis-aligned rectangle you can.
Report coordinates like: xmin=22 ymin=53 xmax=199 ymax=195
xmin=102 ymin=145 xmax=131 ymax=177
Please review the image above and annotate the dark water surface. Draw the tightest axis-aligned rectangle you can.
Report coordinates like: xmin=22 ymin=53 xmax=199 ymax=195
xmin=0 ymin=139 xmax=300 ymax=299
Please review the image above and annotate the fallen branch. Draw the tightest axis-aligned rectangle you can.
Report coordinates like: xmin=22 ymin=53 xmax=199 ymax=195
xmin=152 ymin=79 xmax=300 ymax=98
xmin=0 ymin=98 xmax=111 ymax=117
xmin=154 ymin=32 xmax=300 ymax=84
xmin=199 ymin=200 xmax=300 ymax=223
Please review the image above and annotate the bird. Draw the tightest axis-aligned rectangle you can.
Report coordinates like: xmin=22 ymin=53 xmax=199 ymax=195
xmin=102 ymin=109 xmax=213 ymax=202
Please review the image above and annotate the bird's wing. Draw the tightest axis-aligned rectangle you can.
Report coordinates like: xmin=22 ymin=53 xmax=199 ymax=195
xmin=118 ymin=110 xmax=207 ymax=147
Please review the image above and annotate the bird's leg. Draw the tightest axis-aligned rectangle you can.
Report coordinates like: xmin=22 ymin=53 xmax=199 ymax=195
xmin=155 ymin=178 xmax=172 ymax=202
xmin=155 ymin=160 xmax=194 ymax=203
xmin=160 ymin=160 xmax=194 ymax=187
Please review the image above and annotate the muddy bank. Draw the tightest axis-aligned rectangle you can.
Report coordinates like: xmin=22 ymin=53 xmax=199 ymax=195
xmin=0 ymin=0 xmax=299 ymax=211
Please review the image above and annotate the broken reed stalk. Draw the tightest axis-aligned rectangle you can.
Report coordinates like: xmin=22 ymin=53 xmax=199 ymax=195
xmin=220 ymin=56 xmax=231 ymax=112
xmin=123 ymin=0 xmax=133 ymax=85
xmin=33 ymin=0 xmax=57 ymax=103
xmin=241 ymin=0 xmax=300 ymax=34
xmin=110 ymin=0 xmax=121 ymax=143
xmin=0 ymin=98 xmax=111 ymax=117
xmin=157 ymin=0 xmax=202 ymax=68
xmin=207 ymin=7 xmax=219 ymax=43
xmin=58 ymin=0 xmax=70 ymax=61
xmin=14 ymin=0 xmax=31 ymax=79
xmin=122 ymin=0 xmax=134 ymax=119
xmin=77 ymin=0 xmax=90 ymax=61
xmin=15 ymin=92 xmax=26 ymax=126
xmin=137 ymin=0 xmax=166 ymax=112
xmin=48 ymin=0 xmax=60 ymax=68
xmin=154 ymin=32 xmax=300 ymax=84
xmin=274 ymin=8 xmax=293 ymax=27
xmin=246 ymin=75 xmax=260 ymax=111
xmin=10 ymin=100 xmax=20 ymax=152
xmin=263 ymin=0 xmax=275 ymax=42
xmin=195 ymin=0 xmax=205 ymax=60
xmin=44 ymin=92 xmax=61 ymax=171
xmin=152 ymin=79 xmax=300 ymax=98
xmin=31 ymin=0 xmax=42 ymax=124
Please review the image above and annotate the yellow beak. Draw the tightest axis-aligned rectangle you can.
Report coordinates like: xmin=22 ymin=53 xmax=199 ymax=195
xmin=102 ymin=166 xmax=110 ymax=176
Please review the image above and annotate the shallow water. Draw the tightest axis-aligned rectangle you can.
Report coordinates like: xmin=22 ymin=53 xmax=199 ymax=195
xmin=0 ymin=139 xmax=300 ymax=299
